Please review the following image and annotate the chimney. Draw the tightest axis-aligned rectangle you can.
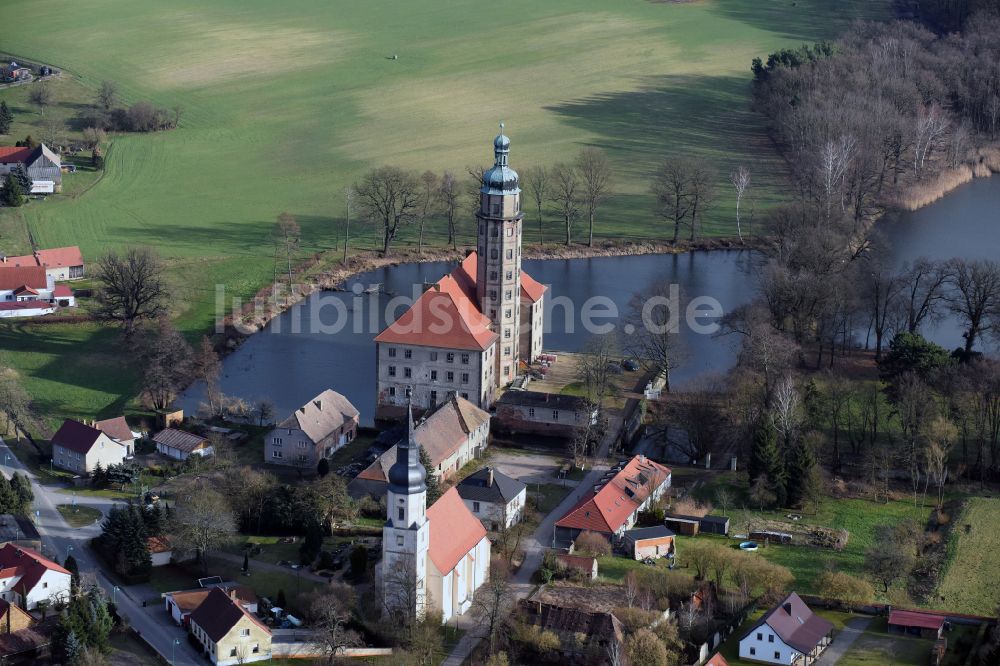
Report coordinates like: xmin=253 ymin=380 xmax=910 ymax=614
xmin=229 ymin=588 xmax=238 ymax=601
xmin=487 ymin=467 xmax=494 ymax=487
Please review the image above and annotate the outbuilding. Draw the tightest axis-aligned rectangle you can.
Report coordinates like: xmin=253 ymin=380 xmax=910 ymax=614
xmin=154 ymin=428 xmax=212 ymax=460
xmin=622 ymin=525 xmax=675 ymax=561
xmin=664 ymin=515 xmax=700 ymax=536
xmin=888 ymin=609 xmax=945 ymax=639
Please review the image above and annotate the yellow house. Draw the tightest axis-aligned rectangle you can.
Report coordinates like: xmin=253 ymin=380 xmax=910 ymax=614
xmin=188 ymin=587 xmax=272 ymax=665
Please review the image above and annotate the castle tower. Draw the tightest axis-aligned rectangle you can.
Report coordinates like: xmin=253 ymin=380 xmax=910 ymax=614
xmin=382 ymin=389 xmax=429 ymax=619
xmin=476 ymin=123 xmax=523 ymax=385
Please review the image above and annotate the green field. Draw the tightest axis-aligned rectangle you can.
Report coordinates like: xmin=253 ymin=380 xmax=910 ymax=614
xmin=0 ymin=0 xmax=888 ymax=427
xmin=936 ymin=497 xmax=1000 ymax=615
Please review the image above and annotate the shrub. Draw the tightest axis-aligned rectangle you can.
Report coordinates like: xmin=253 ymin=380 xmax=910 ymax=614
xmin=614 ymin=606 xmax=660 ymax=633
xmin=573 ymin=531 xmax=611 ymax=557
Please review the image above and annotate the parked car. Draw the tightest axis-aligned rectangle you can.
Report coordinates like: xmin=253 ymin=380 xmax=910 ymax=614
xmin=621 ymin=359 xmax=639 ymax=371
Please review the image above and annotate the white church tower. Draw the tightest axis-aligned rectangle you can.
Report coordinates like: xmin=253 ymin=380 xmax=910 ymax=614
xmin=476 ymin=123 xmax=524 ymax=385
xmin=382 ymin=390 xmax=430 ymax=619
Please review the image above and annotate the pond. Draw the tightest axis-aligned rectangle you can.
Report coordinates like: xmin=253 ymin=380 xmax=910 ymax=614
xmin=178 ymin=176 xmax=1000 ymax=424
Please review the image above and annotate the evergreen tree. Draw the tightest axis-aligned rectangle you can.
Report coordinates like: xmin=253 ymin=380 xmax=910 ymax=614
xmin=0 ymin=101 xmax=12 ymax=135
xmin=419 ymin=448 xmax=441 ymax=504
xmin=0 ymin=476 xmax=17 ymax=514
xmin=64 ymin=554 xmax=81 ymax=594
xmin=99 ymin=505 xmax=151 ymax=576
xmin=10 ymin=165 xmax=31 ymax=193
xmin=1 ymin=173 xmax=24 ymax=208
xmin=317 ymin=457 xmax=330 ymax=478
xmin=62 ymin=627 xmax=82 ymax=665
xmin=242 ymin=552 xmax=249 ymax=574
xmin=10 ymin=472 xmax=33 ymax=513
xmin=91 ymin=462 xmax=107 ymax=488
xmin=785 ymin=440 xmax=819 ymax=508
xmin=749 ymin=418 xmax=786 ymax=507
xmin=299 ymin=520 xmax=324 ymax=565
xmin=142 ymin=502 xmax=163 ymax=537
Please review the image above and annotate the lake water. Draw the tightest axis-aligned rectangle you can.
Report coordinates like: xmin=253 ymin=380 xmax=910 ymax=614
xmin=179 ymin=176 xmax=1000 ymax=424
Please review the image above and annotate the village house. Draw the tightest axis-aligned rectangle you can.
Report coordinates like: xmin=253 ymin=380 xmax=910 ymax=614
xmin=374 ymin=129 xmax=547 ymax=421
xmin=0 ymin=62 xmax=31 ymax=83
xmin=0 ymin=598 xmax=47 ymax=665
xmin=350 ymin=394 xmax=490 ymax=498
xmin=50 ymin=419 xmax=129 ymax=474
xmin=553 ymin=455 xmax=671 ymax=549
xmin=154 ymin=428 xmax=212 ymax=460
xmin=0 ymin=544 xmax=72 ymax=610
xmin=264 ymin=389 xmax=359 ymax=468
xmin=621 ymin=525 xmax=676 ymax=561
xmin=553 ymin=553 xmax=599 ymax=580
xmin=517 ymin=598 xmax=624 ymax=663
xmin=0 ymin=144 xmax=61 ymax=192
xmin=888 ymin=609 xmax=946 ymax=639
xmin=381 ymin=398 xmax=490 ymax=624
xmin=93 ymin=416 xmax=137 ymax=456
xmin=456 ymin=466 xmax=527 ymax=530
xmin=3 ymin=246 xmax=85 ymax=281
xmin=739 ymin=592 xmax=834 ymax=665
xmin=163 ymin=584 xmax=257 ymax=627
xmin=494 ymin=390 xmax=598 ymax=440
xmin=188 ymin=587 xmax=271 ymax=665
xmin=147 ymin=536 xmax=173 ymax=567
xmin=0 ymin=265 xmax=74 ymax=318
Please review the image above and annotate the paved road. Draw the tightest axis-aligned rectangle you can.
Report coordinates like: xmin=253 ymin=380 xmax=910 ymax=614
xmin=815 ymin=617 xmax=873 ymax=665
xmin=0 ymin=437 xmax=201 ymax=665
xmin=441 ymin=416 xmax=623 ymax=666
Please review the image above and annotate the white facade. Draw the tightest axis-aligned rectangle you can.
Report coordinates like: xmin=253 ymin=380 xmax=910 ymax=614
xmin=0 ymin=303 xmax=55 ymax=318
xmin=463 ymin=487 xmax=526 ymax=529
xmin=427 ymin=535 xmax=490 ymax=623
xmin=739 ymin=628 xmax=800 ymax=665
xmin=151 ymin=550 xmax=172 ymax=567
xmin=382 ymin=476 xmax=431 ymax=618
xmin=156 ymin=442 xmax=213 ymax=461
xmin=0 ymin=567 xmax=71 ymax=610
xmin=53 ymin=433 xmax=128 ymax=474
xmin=377 ymin=342 xmax=495 ymax=413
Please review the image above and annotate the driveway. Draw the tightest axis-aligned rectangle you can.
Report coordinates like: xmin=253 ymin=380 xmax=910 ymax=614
xmin=815 ymin=617 xmax=873 ymax=665
xmin=489 ymin=450 xmax=566 ymax=485
xmin=0 ymin=437 xmax=203 ymax=665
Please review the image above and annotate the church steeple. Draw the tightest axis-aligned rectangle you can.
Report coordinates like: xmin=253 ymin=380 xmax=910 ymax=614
xmin=387 ymin=388 xmax=426 ymax=496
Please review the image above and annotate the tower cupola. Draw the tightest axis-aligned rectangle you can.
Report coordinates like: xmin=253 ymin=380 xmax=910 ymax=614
xmin=481 ymin=122 xmax=519 ymax=194
xmin=387 ymin=389 xmax=426 ymax=495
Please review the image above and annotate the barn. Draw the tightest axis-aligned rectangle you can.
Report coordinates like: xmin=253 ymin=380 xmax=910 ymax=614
xmin=888 ymin=610 xmax=945 ymax=639
xmin=622 ymin=525 xmax=675 ymax=560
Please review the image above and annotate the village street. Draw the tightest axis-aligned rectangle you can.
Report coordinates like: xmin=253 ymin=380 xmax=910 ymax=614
xmin=0 ymin=437 xmax=201 ymax=665
xmin=441 ymin=415 xmax=623 ymax=666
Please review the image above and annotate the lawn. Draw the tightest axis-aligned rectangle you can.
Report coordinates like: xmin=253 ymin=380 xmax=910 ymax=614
xmin=532 ymin=482 xmax=574 ymax=515
xmin=56 ymin=503 xmax=103 ymax=527
xmin=0 ymin=0 xmax=889 ymax=429
xmin=836 ymin=618 xmax=935 ymax=666
xmin=935 ymin=497 xmax=1000 ymax=615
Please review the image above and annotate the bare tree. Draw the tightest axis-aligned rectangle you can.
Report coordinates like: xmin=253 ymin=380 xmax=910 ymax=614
xmin=28 ymin=83 xmax=53 ymax=108
xmin=731 ymin=166 xmax=751 ymax=243
xmin=550 ymin=162 xmax=580 ymax=245
xmin=521 ymin=165 xmax=549 ymax=245
xmin=95 ymin=247 xmax=168 ymax=339
xmin=0 ymin=366 xmax=32 ymax=438
xmin=416 ymin=170 xmax=439 ymax=254
xmin=947 ymin=258 xmax=1000 ymax=354
xmin=771 ymin=376 xmax=801 ymax=449
xmin=275 ymin=213 xmax=300 ymax=294
xmin=169 ymin=482 xmax=237 ymax=574
xmin=623 ymin=280 xmax=681 ymax=391
xmin=901 ymin=258 xmax=951 ymax=334
xmin=651 ymin=158 xmax=690 ymax=245
xmin=913 ymin=104 xmax=949 ymax=178
xmin=576 ymin=148 xmax=612 ymax=247
xmin=687 ymin=159 xmax=715 ymax=242
xmin=343 ymin=186 xmax=352 ymax=263
xmin=922 ymin=415 xmax=956 ymax=509
xmin=141 ymin=317 xmax=194 ymax=410
xmin=472 ymin=562 xmax=514 ymax=656
xmin=354 ymin=166 xmax=420 ymax=254
xmin=307 ymin=584 xmax=362 ymax=663
xmin=97 ymin=80 xmax=118 ymax=111
xmin=577 ymin=334 xmax=618 ymax=410
xmin=863 ymin=258 xmax=904 ymax=360
xmin=439 ymin=171 xmax=460 ymax=250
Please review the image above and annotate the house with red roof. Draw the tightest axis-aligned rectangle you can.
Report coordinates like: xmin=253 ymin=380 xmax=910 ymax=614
xmin=0 ymin=544 xmax=72 ymax=610
xmin=381 ymin=396 xmax=490 ymax=624
xmin=0 ymin=144 xmax=61 ymax=191
xmin=0 ymin=260 xmax=76 ymax=317
xmin=4 ymin=246 xmax=84 ymax=281
xmin=50 ymin=419 xmax=129 ymax=474
xmin=739 ymin=592 xmax=833 ymax=665
xmin=374 ymin=129 xmax=547 ymax=421
xmin=553 ymin=455 xmax=671 ymax=549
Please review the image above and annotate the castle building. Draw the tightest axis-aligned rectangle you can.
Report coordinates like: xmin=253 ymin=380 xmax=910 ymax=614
xmin=374 ymin=127 xmax=547 ymax=421
xmin=382 ymin=394 xmax=490 ymax=623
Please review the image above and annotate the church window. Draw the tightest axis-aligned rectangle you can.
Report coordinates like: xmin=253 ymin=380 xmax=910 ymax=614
xmin=431 ymin=370 xmax=438 ymax=381
xmin=396 ymin=535 xmax=404 ymax=547
xmin=461 ymin=353 xmax=470 ymax=364
xmin=430 ymin=352 xmax=438 ymax=361
xmin=506 ymin=271 xmax=513 ymax=280
xmin=388 ymin=348 xmax=397 ymax=358
xmin=505 ymin=309 xmax=512 ymax=319
xmin=398 ymin=507 xmax=404 ymax=521
xmin=490 ymin=271 xmax=497 ymax=280
xmin=489 ymin=290 xmax=497 ymax=300
xmin=388 ymin=366 xmax=396 ymax=377
xmin=504 ymin=329 xmax=511 ymax=339
xmin=506 ymin=249 xmax=513 ymax=260
xmin=503 ymin=346 xmax=511 ymax=357
xmin=492 ymin=204 xmax=501 ymax=215
xmin=404 ymin=349 xmax=412 ymax=359
xmin=505 ymin=290 xmax=512 ymax=299
xmin=461 ymin=373 xmax=469 ymax=384
xmin=490 ymin=249 xmax=498 ymax=260
xmin=506 ymin=227 xmax=513 ymax=237
xmin=503 ymin=364 xmax=510 ymax=376
xmin=491 ymin=224 xmax=499 ymax=236
xmin=447 ymin=372 xmax=454 ymax=382
xmin=404 ymin=367 xmax=412 ymax=378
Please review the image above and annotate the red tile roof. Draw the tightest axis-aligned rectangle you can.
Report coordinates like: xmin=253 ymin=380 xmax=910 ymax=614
xmin=147 ymin=536 xmax=172 ymax=554
xmin=95 ymin=416 xmax=133 ymax=442
xmin=12 ymin=286 xmax=38 ymax=296
xmin=189 ymin=587 xmax=270 ymax=643
xmin=0 ymin=266 xmax=47 ymax=291
xmin=0 ymin=302 xmax=53 ymax=312
xmin=51 ymin=419 xmax=105 ymax=455
xmin=2 ymin=255 xmax=37 ymax=268
xmin=33 ymin=246 xmax=83 ymax=269
xmin=426 ymin=487 xmax=487 ymax=574
xmin=0 ymin=544 xmax=70 ymax=599
xmin=555 ymin=456 xmax=671 ymax=535
xmin=53 ymin=285 xmax=73 ymax=298
xmin=0 ymin=147 xmax=32 ymax=164
xmin=889 ymin=610 xmax=945 ymax=631
xmin=705 ymin=653 xmax=730 ymax=666
xmin=520 ymin=271 xmax=546 ymax=303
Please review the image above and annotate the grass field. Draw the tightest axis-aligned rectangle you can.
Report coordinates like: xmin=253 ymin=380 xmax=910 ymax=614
xmin=0 ymin=0 xmax=889 ymax=430
xmin=935 ymin=497 xmax=1000 ymax=615
xmin=56 ymin=503 xmax=103 ymax=527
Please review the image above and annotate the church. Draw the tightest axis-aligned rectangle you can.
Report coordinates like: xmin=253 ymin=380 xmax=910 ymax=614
xmin=381 ymin=394 xmax=491 ymax=623
xmin=374 ymin=127 xmax=547 ymax=421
